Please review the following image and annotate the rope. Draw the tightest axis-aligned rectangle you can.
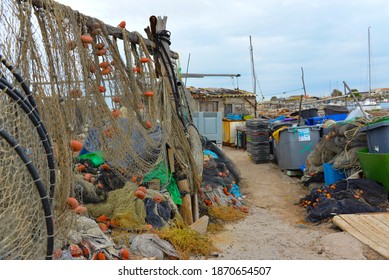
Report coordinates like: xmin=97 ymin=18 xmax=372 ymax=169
xmin=154 ymin=30 xmax=188 ymax=132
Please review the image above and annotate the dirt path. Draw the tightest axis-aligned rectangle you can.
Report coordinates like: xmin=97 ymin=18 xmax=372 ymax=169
xmin=210 ymin=146 xmax=384 ymax=260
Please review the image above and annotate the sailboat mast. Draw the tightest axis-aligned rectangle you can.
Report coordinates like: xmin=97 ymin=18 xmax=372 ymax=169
xmin=249 ymin=36 xmax=257 ymax=117
xmin=368 ymin=26 xmax=371 ymax=96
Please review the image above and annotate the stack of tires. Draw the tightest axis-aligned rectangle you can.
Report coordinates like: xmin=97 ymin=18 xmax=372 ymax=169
xmin=246 ymin=118 xmax=270 ymax=164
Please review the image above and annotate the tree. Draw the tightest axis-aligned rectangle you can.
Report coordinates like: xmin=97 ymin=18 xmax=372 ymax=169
xmin=331 ymin=89 xmax=342 ymax=97
xmin=270 ymin=96 xmax=278 ymax=101
xmin=350 ymin=89 xmax=362 ymax=100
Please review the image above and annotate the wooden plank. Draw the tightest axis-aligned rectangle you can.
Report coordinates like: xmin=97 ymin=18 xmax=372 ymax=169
xmin=371 ymin=213 xmax=389 ymax=227
xmin=342 ymin=215 xmax=388 ymax=244
xmin=356 ymin=215 xmax=389 ymax=240
xmin=333 ymin=216 xmax=383 ymax=248
xmin=333 ymin=214 xmax=389 ymax=259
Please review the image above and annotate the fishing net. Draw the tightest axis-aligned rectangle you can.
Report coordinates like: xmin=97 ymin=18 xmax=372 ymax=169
xmin=0 ymin=127 xmax=54 ymax=259
xmin=300 ymin=179 xmax=389 ymax=223
xmin=302 ymin=120 xmax=369 ymax=185
xmin=85 ymin=182 xmax=181 ymax=230
xmin=1 ymin=0 xmax=201 ymax=259
xmin=199 ymin=139 xmax=248 ymax=214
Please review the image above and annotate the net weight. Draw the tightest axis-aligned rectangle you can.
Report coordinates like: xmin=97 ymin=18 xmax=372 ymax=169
xmin=211 ymin=266 xmax=271 ymax=276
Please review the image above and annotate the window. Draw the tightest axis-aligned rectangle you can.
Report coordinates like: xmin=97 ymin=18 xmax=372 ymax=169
xmin=234 ymin=104 xmax=244 ymax=113
xmin=225 ymin=103 xmax=246 ymax=115
xmin=224 ymin=104 xmax=232 ymax=115
xmin=200 ymin=101 xmax=218 ymax=112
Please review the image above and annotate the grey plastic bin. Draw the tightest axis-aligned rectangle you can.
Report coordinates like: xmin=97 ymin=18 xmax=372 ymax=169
xmin=359 ymin=120 xmax=389 ymax=153
xmin=277 ymin=126 xmax=321 ymax=170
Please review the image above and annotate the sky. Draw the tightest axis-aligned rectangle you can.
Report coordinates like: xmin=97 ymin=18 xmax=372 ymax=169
xmin=57 ymin=0 xmax=389 ymax=100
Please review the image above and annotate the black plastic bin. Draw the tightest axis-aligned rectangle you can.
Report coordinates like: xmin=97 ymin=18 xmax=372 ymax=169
xmin=290 ymin=108 xmax=318 ymax=119
xmin=324 ymin=105 xmax=348 ymax=116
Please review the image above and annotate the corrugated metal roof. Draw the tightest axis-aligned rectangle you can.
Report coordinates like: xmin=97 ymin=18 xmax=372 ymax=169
xmin=188 ymin=87 xmax=256 ymax=99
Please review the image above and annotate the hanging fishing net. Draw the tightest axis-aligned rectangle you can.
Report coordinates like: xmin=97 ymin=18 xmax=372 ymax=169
xmin=1 ymin=0 xmax=202 ymax=259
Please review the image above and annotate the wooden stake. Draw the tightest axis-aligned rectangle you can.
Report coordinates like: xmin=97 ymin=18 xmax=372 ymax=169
xmin=192 ymin=192 xmax=200 ymax=222
xmin=177 ymin=177 xmax=193 ymax=225
xmin=298 ymin=94 xmax=303 ymax=126
xmin=167 ymin=147 xmax=175 ymax=173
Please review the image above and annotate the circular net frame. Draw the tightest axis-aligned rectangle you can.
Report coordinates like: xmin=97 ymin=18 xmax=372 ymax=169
xmin=1 ymin=0 xmax=202 ymax=259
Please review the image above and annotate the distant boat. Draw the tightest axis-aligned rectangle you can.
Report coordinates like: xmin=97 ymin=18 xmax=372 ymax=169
xmin=347 ymin=100 xmax=382 ymax=111
xmin=380 ymin=102 xmax=389 ymax=110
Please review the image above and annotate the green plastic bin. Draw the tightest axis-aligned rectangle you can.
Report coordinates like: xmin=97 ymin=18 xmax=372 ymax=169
xmin=357 ymin=148 xmax=389 ymax=192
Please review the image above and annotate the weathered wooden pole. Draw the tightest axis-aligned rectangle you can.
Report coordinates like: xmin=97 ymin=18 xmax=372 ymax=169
xmin=177 ymin=176 xmax=194 ymax=225
xmin=301 ymin=67 xmax=307 ymax=98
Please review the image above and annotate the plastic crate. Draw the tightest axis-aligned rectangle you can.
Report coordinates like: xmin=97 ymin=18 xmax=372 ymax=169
xmin=324 ymin=113 xmax=348 ymax=122
xmin=246 ymin=131 xmax=269 ymax=143
xmin=246 ymin=118 xmax=269 ymax=129
xmin=323 ymin=163 xmax=346 ymax=186
xmin=305 ymin=116 xmax=326 ymax=126
xmin=360 ymin=120 xmax=389 ymax=153
xmin=247 ymin=151 xmax=270 ymax=164
xmin=277 ymin=126 xmax=321 ymax=170
xmin=226 ymin=114 xmax=242 ymax=121
xmin=357 ymin=148 xmax=389 ymax=192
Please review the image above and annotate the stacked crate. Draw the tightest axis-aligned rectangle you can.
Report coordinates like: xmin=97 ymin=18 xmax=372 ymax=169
xmin=246 ymin=119 xmax=270 ymax=164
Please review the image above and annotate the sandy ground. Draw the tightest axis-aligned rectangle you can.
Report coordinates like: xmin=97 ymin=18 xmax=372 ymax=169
xmin=209 ymin=146 xmax=385 ymax=260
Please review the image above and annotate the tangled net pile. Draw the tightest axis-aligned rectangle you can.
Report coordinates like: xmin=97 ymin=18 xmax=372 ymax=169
xmin=303 ymin=119 xmax=370 ymax=180
xmin=300 ymin=117 xmax=389 ymax=222
xmin=1 ymin=0 xmax=202 ymax=259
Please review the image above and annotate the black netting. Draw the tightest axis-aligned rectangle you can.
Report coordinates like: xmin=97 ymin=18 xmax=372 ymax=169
xmin=202 ymin=138 xmax=241 ymax=184
xmin=301 ymin=179 xmax=389 ymax=223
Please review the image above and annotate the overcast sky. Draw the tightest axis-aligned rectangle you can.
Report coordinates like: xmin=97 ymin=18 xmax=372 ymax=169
xmin=57 ymin=0 xmax=389 ymax=100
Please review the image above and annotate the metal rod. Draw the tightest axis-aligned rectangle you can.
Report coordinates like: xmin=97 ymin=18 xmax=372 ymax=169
xmin=181 ymin=73 xmax=241 ymax=78
xmin=184 ymin=53 xmax=191 ymax=87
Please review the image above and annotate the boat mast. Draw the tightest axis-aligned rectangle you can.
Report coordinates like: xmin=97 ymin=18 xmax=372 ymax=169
xmin=368 ymin=26 xmax=372 ymax=97
xmin=249 ymin=36 xmax=257 ymax=118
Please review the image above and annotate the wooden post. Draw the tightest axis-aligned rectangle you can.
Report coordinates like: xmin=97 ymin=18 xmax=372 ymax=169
xmin=177 ymin=176 xmax=193 ymax=225
xmin=167 ymin=147 xmax=175 ymax=174
xmin=297 ymin=94 xmax=303 ymax=126
xmin=192 ymin=192 xmax=200 ymax=222
xmin=301 ymin=67 xmax=307 ymax=98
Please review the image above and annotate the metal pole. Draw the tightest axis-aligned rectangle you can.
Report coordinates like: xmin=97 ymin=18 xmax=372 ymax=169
xmin=184 ymin=53 xmax=191 ymax=87
xmin=249 ymin=36 xmax=257 ymax=118
xmin=343 ymin=81 xmax=369 ymax=119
